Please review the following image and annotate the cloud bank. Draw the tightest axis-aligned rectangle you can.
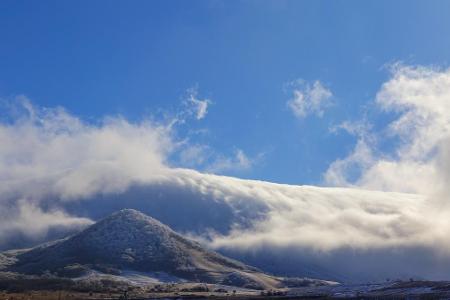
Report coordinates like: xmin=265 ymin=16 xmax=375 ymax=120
xmin=0 ymin=95 xmax=439 ymax=252
xmin=0 ymin=98 xmax=173 ymax=202
xmin=2 ymin=64 xmax=450 ymax=280
xmin=0 ymin=201 xmax=92 ymax=247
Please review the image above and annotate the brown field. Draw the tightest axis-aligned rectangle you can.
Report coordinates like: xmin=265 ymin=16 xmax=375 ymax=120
xmin=0 ymin=291 xmax=265 ymax=300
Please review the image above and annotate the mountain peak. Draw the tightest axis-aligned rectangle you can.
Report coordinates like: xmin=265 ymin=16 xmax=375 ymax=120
xmin=95 ymin=208 xmax=173 ymax=235
xmin=105 ymin=208 xmax=163 ymax=224
xmin=109 ymin=208 xmax=146 ymax=218
xmin=3 ymin=209 xmax=332 ymax=289
xmin=7 ymin=209 xmax=262 ymax=285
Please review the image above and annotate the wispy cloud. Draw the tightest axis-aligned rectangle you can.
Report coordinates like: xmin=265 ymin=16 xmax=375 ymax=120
xmin=177 ymin=143 xmax=261 ymax=174
xmin=178 ymin=144 xmax=211 ymax=167
xmin=286 ymin=80 xmax=333 ymax=118
xmin=329 ymin=119 xmax=373 ymax=138
xmin=184 ymin=87 xmax=211 ymax=120
xmin=205 ymin=149 xmax=257 ymax=174
xmin=0 ymin=201 xmax=92 ymax=245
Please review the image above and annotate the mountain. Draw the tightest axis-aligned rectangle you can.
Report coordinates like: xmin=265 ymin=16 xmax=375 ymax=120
xmin=0 ymin=209 xmax=333 ymax=289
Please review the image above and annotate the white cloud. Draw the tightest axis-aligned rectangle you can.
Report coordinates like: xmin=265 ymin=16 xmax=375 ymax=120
xmin=5 ymin=97 xmax=422 ymax=253
xmin=178 ymin=144 xmax=210 ymax=167
xmin=0 ymin=98 xmax=173 ymax=202
xmin=324 ymin=139 xmax=375 ymax=187
xmin=286 ymin=80 xmax=333 ymax=118
xmin=0 ymin=91 xmax=446 ymax=254
xmin=173 ymin=171 xmax=430 ymax=252
xmin=325 ymin=64 xmax=450 ymax=199
xmin=185 ymin=87 xmax=211 ymax=120
xmin=0 ymin=98 xmax=262 ymax=244
xmin=0 ymin=97 xmax=175 ymax=240
xmin=205 ymin=149 xmax=256 ymax=174
xmin=4 ymin=69 xmax=450 ymax=280
xmin=329 ymin=119 xmax=373 ymax=138
xmin=0 ymin=201 xmax=92 ymax=244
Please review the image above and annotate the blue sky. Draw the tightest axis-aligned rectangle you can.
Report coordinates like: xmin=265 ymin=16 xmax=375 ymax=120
xmin=2 ymin=0 xmax=450 ymax=185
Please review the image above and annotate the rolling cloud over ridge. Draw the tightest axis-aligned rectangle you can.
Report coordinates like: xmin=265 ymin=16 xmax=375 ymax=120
xmin=2 ymin=64 xmax=450 ymax=281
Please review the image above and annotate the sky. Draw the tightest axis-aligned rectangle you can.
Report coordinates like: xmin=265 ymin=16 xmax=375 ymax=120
xmin=2 ymin=0 xmax=450 ymax=185
xmin=3 ymin=0 xmax=450 ymax=282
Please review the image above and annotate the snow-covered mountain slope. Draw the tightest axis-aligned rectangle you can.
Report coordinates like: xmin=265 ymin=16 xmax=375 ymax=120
xmin=1 ymin=209 xmax=333 ymax=289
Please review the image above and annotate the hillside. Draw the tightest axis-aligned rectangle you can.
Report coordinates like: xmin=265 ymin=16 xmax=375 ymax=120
xmin=0 ymin=209 xmax=332 ymax=290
